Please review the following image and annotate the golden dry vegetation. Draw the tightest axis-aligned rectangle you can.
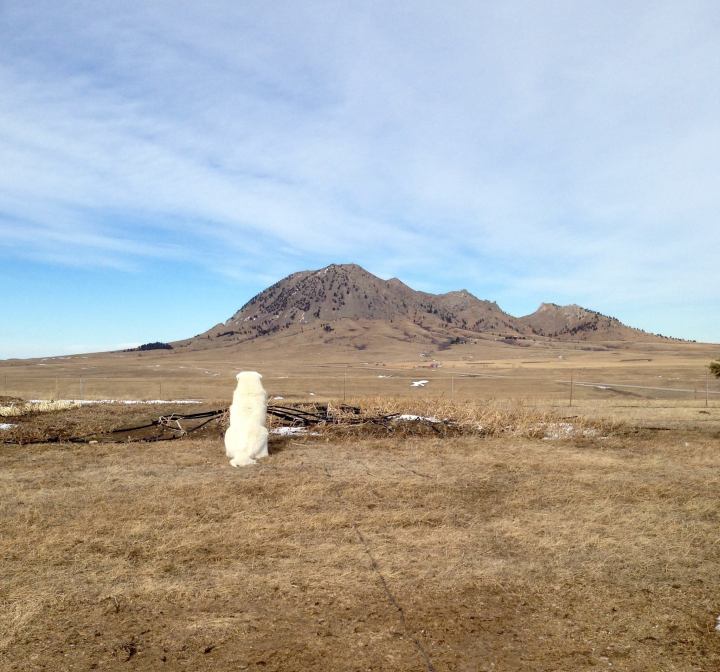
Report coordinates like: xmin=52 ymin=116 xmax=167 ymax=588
xmin=1 ymin=330 xmax=718 ymax=408
xmin=1 ymin=335 xmax=719 ymax=670
xmin=1 ymin=399 xmax=720 ymax=671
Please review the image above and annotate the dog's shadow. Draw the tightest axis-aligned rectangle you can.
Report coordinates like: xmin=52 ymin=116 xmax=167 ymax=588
xmin=268 ymin=434 xmax=319 ymax=455
xmin=268 ymin=436 xmax=291 ymax=455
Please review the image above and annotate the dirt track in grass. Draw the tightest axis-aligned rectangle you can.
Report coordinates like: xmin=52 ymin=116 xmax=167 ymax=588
xmin=2 ymin=428 xmax=720 ymax=671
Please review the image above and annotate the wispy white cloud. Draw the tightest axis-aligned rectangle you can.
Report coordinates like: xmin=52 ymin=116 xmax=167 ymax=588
xmin=1 ymin=0 xmax=719 ymax=342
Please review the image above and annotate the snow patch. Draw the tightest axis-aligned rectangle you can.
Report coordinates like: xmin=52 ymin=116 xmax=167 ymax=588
xmin=0 ymin=423 xmax=16 ymax=430
xmin=270 ymin=426 xmax=313 ymax=436
xmin=411 ymin=380 xmax=429 ymax=387
xmin=541 ymin=422 xmax=602 ymax=440
xmin=270 ymin=426 xmax=320 ymax=436
xmin=394 ymin=414 xmax=441 ymax=423
xmin=29 ymin=399 xmax=202 ymax=406
xmin=542 ymin=422 xmax=575 ymax=439
xmin=272 ymin=396 xmax=285 ymax=400
xmin=715 ymin=615 xmax=720 ymax=632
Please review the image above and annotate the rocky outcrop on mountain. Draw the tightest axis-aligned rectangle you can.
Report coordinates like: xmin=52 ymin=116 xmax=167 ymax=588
xmin=199 ymin=263 xmax=525 ymax=343
xmin=184 ymin=264 xmax=668 ymax=348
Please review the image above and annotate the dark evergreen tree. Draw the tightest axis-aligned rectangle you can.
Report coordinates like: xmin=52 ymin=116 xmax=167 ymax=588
xmin=710 ymin=359 xmax=720 ymax=378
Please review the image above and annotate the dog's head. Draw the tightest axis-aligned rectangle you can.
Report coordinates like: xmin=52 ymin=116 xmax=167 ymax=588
xmin=236 ymin=370 xmax=263 ymax=381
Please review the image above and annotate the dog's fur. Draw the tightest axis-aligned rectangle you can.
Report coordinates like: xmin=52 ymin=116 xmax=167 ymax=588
xmin=224 ymin=371 xmax=268 ymax=467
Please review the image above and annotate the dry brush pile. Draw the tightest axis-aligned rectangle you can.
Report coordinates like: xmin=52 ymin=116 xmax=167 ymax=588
xmin=0 ymin=396 xmax=616 ymax=445
xmin=317 ymin=396 xmax=613 ymax=440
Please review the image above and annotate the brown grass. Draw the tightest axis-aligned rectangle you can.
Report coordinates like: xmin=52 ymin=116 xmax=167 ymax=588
xmin=1 ymin=397 xmax=613 ymax=445
xmin=321 ymin=396 xmax=614 ymax=440
xmin=1 ymin=410 xmax=719 ymax=670
xmin=1 ymin=334 xmax=717 ymax=411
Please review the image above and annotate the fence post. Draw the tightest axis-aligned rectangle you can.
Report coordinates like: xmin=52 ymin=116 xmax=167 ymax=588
xmin=707 ymin=370 xmax=710 ymax=408
xmin=451 ymin=376 xmax=454 ymax=400
xmin=80 ymin=378 xmax=84 ymax=400
xmin=343 ymin=367 xmax=347 ymax=402
xmin=569 ymin=370 xmax=574 ymax=407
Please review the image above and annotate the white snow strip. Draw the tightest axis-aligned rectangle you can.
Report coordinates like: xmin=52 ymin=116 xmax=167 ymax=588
xmin=411 ymin=380 xmax=429 ymax=387
xmin=394 ymin=414 xmax=441 ymax=423
xmin=270 ymin=426 xmax=306 ymax=436
xmin=542 ymin=422 xmax=576 ymax=440
xmin=272 ymin=396 xmax=285 ymax=400
xmin=0 ymin=423 xmax=16 ymax=430
xmin=270 ymin=426 xmax=319 ymax=436
xmin=28 ymin=399 xmax=202 ymax=405
xmin=715 ymin=615 xmax=720 ymax=632
xmin=571 ymin=380 xmax=720 ymax=395
xmin=541 ymin=422 xmax=602 ymax=440
xmin=377 ymin=375 xmax=392 ymax=378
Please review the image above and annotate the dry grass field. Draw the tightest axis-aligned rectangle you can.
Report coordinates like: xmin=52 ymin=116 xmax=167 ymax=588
xmin=1 ymin=335 xmax=718 ymax=419
xmin=2 ymin=397 xmax=720 ymax=671
xmin=2 ymin=337 xmax=719 ymax=670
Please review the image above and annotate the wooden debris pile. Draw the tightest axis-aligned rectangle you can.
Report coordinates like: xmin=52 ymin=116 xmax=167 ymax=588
xmin=2 ymin=402 xmax=458 ymax=445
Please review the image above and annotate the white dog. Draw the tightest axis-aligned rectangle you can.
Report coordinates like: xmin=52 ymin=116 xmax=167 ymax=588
xmin=224 ymin=371 xmax=269 ymax=467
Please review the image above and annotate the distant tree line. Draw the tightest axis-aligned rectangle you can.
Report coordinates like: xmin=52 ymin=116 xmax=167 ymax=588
xmin=125 ymin=342 xmax=173 ymax=352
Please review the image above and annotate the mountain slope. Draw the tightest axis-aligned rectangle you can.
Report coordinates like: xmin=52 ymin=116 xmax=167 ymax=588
xmin=193 ymin=264 xmax=525 ymax=346
xmin=518 ymin=303 xmax=660 ymax=342
xmin=178 ymin=264 xmax=668 ymax=352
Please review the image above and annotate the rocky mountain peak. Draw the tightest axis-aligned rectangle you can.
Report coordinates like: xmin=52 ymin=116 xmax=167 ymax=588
xmin=187 ymin=264 xmax=668 ymax=348
xmin=200 ymin=263 xmax=523 ymax=343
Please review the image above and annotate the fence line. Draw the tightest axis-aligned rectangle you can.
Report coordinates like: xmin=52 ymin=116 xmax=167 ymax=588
xmin=1 ymin=372 xmax=718 ymax=405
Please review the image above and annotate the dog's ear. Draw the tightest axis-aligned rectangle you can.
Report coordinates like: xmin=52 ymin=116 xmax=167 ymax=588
xmin=236 ymin=372 xmax=243 ymax=380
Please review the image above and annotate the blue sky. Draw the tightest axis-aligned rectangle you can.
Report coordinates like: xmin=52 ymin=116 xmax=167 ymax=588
xmin=1 ymin=1 xmax=719 ymax=358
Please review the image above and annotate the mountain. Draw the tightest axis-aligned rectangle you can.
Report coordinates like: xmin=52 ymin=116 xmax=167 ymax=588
xmin=179 ymin=263 xmax=667 ymax=351
xmin=193 ymin=264 xmax=523 ymax=343
xmin=518 ymin=303 xmax=659 ymax=342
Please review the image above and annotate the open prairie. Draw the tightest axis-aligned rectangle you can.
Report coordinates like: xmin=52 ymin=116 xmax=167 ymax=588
xmin=2 ymin=337 xmax=719 ymax=671
xmin=1 ymin=412 xmax=719 ymax=671
xmin=1 ymin=334 xmax=718 ymax=425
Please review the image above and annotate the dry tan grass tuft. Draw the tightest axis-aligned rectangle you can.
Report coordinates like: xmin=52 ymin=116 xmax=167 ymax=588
xmin=319 ymin=396 xmax=616 ymax=440
xmin=0 ymin=399 xmax=81 ymax=417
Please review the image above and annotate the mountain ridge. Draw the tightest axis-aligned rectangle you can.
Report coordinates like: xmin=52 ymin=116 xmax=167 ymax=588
xmin=178 ymin=263 xmax=672 ymax=351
